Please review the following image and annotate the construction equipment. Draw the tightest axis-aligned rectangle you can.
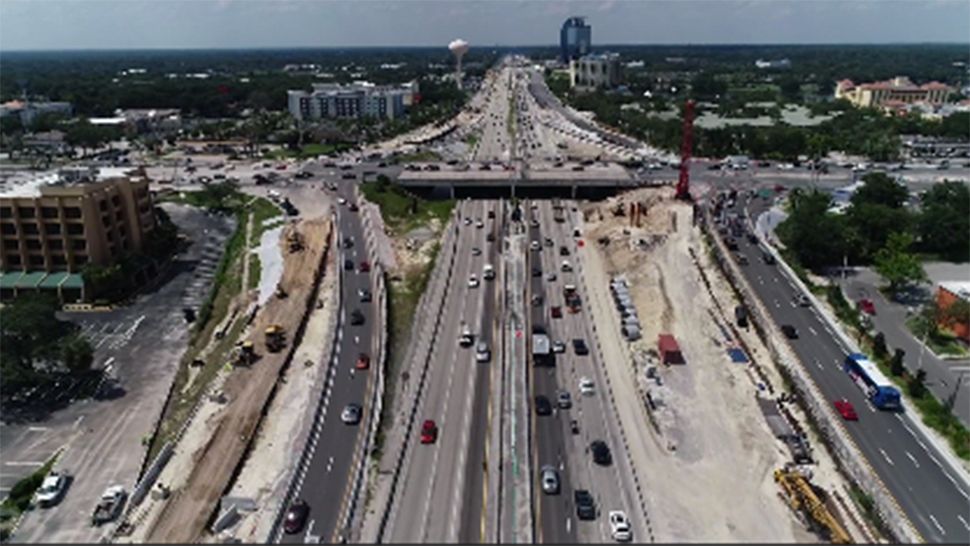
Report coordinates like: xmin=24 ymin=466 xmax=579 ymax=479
xmin=774 ymin=467 xmax=851 ymax=544
xmin=675 ymin=99 xmax=695 ymax=202
xmin=233 ymin=340 xmax=256 ymax=366
xmin=287 ymin=230 xmax=305 ymax=253
xmin=265 ymin=324 xmax=286 ymax=353
xmin=275 ymin=285 xmax=289 ymax=299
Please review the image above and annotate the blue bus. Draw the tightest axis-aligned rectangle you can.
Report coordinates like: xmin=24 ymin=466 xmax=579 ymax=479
xmin=843 ymin=353 xmax=902 ymax=410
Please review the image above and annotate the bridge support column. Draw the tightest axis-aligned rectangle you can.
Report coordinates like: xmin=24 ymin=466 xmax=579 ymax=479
xmin=449 ymin=184 xmax=455 ymax=200
xmin=571 ymin=184 xmax=577 ymax=199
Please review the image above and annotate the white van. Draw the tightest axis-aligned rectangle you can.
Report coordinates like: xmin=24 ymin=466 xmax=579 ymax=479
xmin=561 ymin=260 xmax=572 ymax=272
xmin=483 ymin=264 xmax=495 ymax=280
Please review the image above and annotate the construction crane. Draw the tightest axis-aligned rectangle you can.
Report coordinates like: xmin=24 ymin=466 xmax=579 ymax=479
xmin=675 ymin=99 xmax=695 ymax=202
xmin=774 ymin=467 xmax=851 ymax=544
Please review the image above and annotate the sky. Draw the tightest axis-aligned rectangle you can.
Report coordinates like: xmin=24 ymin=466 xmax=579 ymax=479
xmin=1 ymin=0 xmax=968 ymax=51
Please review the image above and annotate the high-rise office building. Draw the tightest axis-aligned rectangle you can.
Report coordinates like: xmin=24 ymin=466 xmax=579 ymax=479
xmin=560 ymin=17 xmax=591 ymax=63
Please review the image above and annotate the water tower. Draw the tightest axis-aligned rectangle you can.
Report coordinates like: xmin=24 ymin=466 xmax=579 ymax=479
xmin=448 ymin=39 xmax=469 ymax=90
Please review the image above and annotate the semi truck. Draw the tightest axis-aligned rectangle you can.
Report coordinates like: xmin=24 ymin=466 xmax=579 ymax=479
xmin=532 ymin=326 xmax=552 ymax=366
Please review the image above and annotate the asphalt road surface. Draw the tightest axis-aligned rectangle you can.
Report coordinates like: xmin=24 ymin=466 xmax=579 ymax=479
xmin=717 ymin=192 xmax=970 ymax=543
xmin=279 ymin=178 xmax=378 ymax=544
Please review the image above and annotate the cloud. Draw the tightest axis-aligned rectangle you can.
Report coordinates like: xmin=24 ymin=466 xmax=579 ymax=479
xmin=596 ymin=0 xmax=616 ymax=13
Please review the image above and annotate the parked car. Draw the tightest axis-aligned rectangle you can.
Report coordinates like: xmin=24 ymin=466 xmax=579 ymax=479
xmin=283 ymin=499 xmax=310 ymax=534
xmin=834 ymin=398 xmax=858 ymax=421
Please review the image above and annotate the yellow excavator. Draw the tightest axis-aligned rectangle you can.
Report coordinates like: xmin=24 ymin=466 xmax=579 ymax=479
xmin=265 ymin=324 xmax=286 ymax=353
xmin=774 ymin=467 xmax=851 ymax=544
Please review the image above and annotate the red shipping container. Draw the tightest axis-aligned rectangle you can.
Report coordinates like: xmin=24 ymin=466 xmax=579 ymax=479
xmin=658 ymin=334 xmax=684 ymax=364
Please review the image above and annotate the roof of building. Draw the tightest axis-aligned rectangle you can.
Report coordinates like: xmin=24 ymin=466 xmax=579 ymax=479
xmin=658 ymin=333 xmax=681 ymax=353
xmin=939 ymin=281 xmax=970 ymax=301
xmin=0 ymin=167 xmax=138 ymax=199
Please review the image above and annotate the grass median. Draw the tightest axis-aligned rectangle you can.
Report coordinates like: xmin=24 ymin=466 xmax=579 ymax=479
xmin=0 ymin=452 xmax=59 ymax=541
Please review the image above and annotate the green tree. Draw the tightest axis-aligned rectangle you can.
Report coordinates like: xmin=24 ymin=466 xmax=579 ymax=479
xmin=890 ymin=348 xmax=906 ymax=377
xmin=847 ymin=172 xmax=913 ymax=260
xmin=872 ymin=332 xmax=888 ymax=359
xmin=776 ymin=190 xmax=848 ymax=270
xmin=874 ymin=232 xmax=926 ymax=292
xmin=198 ymin=180 xmax=240 ymax=212
xmin=907 ymin=369 xmax=927 ymax=398
xmin=60 ymin=334 xmax=94 ymax=373
xmin=853 ymin=172 xmax=909 ymax=209
xmin=918 ymin=181 xmax=970 ymax=261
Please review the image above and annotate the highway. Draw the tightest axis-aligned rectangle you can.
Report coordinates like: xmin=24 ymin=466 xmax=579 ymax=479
xmin=279 ymin=176 xmax=378 ymax=544
xmin=716 ymin=191 xmax=970 ymax=543
xmin=384 ymin=200 xmax=502 ymax=542
xmin=526 ymin=200 xmax=646 ymax=543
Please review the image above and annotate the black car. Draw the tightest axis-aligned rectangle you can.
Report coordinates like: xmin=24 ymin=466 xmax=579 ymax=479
xmin=487 ymin=210 xmax=495 ymax=219
xmin=532 ymin=267 xmax=542 ymax=278
xmin=343 ymin=236 xmax=354 ymax=249
xmin=487 ymin=232 xmax=496 ymax=243
xmin=781 ymin=324 xmax=798 ymax=339
xmin=535 ymin=395 xmax=553 ymax=416
xmin=348 ymin=203 xmax=359 ymax=212
xmin=350 ymin=309 xmax=365 ymax=326
xmin=574 ymin=490 xmax=596 ymax=520
xmin=559 ymin=246 xmax=570 ymax=256
xmin=591 ymin=440 xmax=612 ymax=465
xmin=283 ymin=499 xmax=310 ymax=534
xmin=572 ymin=339 xmax=589 ymax=356
xmin=344 ymin=258 xmax=354 ymax=270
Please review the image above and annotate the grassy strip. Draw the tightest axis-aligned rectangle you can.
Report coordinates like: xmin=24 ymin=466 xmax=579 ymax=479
xmin=360 ymin=180 xmax=454 ymax=234
xmin=906 ymin=316 xmax=970 ymax=358
xmin=0 ymin=453 xmax=58 ymax=540
xmin=262 ymin=142 xmax=351 ymax=160
xmin=825 ymin=286 xmax=970 ymax=460
xmin=393 ymin=150 xmax=441 ymax=164
xmin=249 ymin=254 xmax=262 ymax=291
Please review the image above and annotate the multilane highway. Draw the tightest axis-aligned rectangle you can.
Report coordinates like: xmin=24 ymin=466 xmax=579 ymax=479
xmin=718 ymin=192 xmax=970 ymax=543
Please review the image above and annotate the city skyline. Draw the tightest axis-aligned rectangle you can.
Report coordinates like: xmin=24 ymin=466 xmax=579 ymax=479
xmin=1 ymin=0 xmax=969 ymax=52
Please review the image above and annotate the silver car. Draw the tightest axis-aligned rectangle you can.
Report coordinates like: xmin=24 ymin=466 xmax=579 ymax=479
xmin=341 ymin=404 xmax=362 ymax=425
xmin=541 ymin=465 xmax=560 ymax=495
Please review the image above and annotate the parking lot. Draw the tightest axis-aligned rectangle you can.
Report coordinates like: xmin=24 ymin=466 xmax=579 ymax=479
xmin=1 ymin=204 xmax=233 ymax=543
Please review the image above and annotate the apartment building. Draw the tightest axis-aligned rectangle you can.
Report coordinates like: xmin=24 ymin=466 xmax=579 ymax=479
xmin=0 ymin=168 xmax=156 ymax=302
xmin=287 ymin=81 xmax=418 ymax=122
xmin=570 ymin=52 xmax=622 ymax=91
xmin=835 ymin=76 xmax=954 ymax=111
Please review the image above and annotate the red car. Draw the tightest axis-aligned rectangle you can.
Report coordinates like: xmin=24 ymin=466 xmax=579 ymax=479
xmin=551 ymin=306 xmax=562 ymax=319
xmin=858 ymin=298 xmax=876 ymax=315
xmin=420 ymin=419 xmax=438 ymax=444
xmin=834 ymin=399 xmax=858 ymax=421
xmin=283 ymin=499 xmax=309 ymax=534
xmin=359 ymin=261 xmax=370 ymax=273
xmin=356 ymin=353 xmax=370 ymax=370
xmin=277 ymin=164 xmax=287 ymax=170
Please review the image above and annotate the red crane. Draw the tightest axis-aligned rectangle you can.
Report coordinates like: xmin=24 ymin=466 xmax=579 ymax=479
xmin=675 ymin=99 xmax=695 ymax=201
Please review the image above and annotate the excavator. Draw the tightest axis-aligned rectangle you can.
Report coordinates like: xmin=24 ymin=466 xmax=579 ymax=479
xmin=265 ymin=324 xmax=286 ymax=353
xmin=774 ymin=466 xmax=851 ymax=544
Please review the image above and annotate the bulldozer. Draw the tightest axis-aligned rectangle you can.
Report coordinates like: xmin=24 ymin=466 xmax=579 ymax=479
xmin=232 ymin=340 xmax=256 ymax=366
xmin=265 ymin=324 xmax=286 ymax=353
xmin=774 ymin=467 xmax=851 ymax=544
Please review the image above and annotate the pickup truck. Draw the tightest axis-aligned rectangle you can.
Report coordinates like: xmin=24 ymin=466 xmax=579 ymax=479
xmin=91 ymin=485 xmax=126 ymax=526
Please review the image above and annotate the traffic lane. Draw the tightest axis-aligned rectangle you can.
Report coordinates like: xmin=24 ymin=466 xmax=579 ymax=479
xmin=732 ymin=232 xmax=970 ymax=542
xmin=383 ymin=203 xmax=479 ymax=542
xmin=458 ymin=202 xmax=503 ymax=543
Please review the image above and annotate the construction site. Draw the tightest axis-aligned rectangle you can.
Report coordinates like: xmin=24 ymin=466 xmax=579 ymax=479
xmin=115 ymin=218 xmax=334 ymax=543
xmin=578 ymin=187 xmax=875 ymax=543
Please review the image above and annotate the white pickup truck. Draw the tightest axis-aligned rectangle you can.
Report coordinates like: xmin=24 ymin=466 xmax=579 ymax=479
xmin=91 ymin=485 xmax=126 ymax=527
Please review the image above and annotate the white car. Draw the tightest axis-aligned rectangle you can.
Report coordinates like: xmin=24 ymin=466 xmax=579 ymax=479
xmin=609 ymin=510 xmax=632 ymax=542
xmin=552 ymin=341 xmax=566 ymax=354
xmin=468 ymin=274 xmax=479 ymax=288
xmin=476 ymin=342 xmax=491 ymax=363
xmin=476 ymin=220 xmax=484 ymax=229
xmin=579 ymin=377 xmax=595 ymax=396
xmin=341 ymin=404 xmax=362 ymax=425
xmin=464 ymin=217 xmax=473 ymax=226
xmin=35 ymin=472 xmax=68 ymax=507
xmin=530 ymin=240 xmax=541 ymax=251
xmin=337 ymin=197 xmax=347 ymax=205
xmin=471 ymin=247 xmax=482 ymax=256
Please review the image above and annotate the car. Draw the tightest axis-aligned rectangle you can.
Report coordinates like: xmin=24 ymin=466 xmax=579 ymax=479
xmin=535 ymin=395 xmax=553 ymax=416
xmin=350 ymin=309 xmax=365 ymax=325
xmin=858 ymin=298 xmax=876 ymax=315
xmin=476 ymin=341 xmax=491 ymax=363
xmin=793 ymin=293 xmax=810 ymax=307
xmin=337 ymin=197 xmax=347 ymax=205
xmin=579 ymin=377 xmax=595 ymax=395
xmin=531 ymin=294 xmax=543 ymax=307
xmin=356 ymin=353 xmax=370 ymax=370
xmin=476 ymin=220 xmax=485 ymax=229
xmin=559 ymin=246 xmax=570 ymax=256
xmin=540 ymin=466 xmax=560 ymax=494
xmin=530 ymin=240 xmax=541 ymax=251
xmin=557 ymin=390 xmax=572 ymax=409
xmin=348 ymin=202 xmax=359 ymax=212
xmin=35 ymin=471 xmax=68 ymax=507
xmin=570 ymin=419 xmax=580 ymax=434
xmin=358 ymin=288 xmax=372 ymax=302
xmin=464 ymin=217 xmax=473 ymax=226
xmin=283 ymin=500 xmax=310 ymax=534
xmin=609 ymin=510 xmax=632 ymax=542
xmin=343 ymin=236 xmax=354 ymax=248
xmin=471 ymin=247 xmax=482 ymax=256
xmin=486 ymin=232 xmax=496 ymax=243
xmin=344 ymin=258 xmax=355 ymax=270
xmin=359 ymin=261 xmax=371 ymax=273
xmin=459 ymin=325 xmax=474 ymax=347
xmin=420 ymin=419 xmax=438 ymax=444
xmin=781 ymin=324 xmax=798 ymax=339
xmin=487 ymin=210 xmax=496 ymax=219
xmin=591 ymin=440 xmax=612 ymax=465
xmin=572 ymin=338 xmax=589 ymax=355
xmin=575 ymin=489 xmax=596 ymax=520
xmin=546 ymin=272 xmax=557 ymax=282
xmin=552 ymin=340 xmax=566 ymax=353
xmin=834 ymin=398 xmax=858 ymax=421
xmin=544 ymin=237 xmax=554 ymax=247
xmin=551 ymin=306 xmax=562 ymax=319
xmin=530 ymin=219 xmax=540 ymax=228
xmin=341 ymin=404 xmax=362 ymax=424
xmin=762 ymin=251 xmax=777 ymax=265
xmin=531 ymin=267 xmax=542 ymax=278
xmin=468 ymin=274 xmax=479 ymax=288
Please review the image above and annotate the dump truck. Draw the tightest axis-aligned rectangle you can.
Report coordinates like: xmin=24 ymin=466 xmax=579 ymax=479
xmin=233 ymin=340 xmax=256 ymax=366
xmin=91 ymin=485 xmax=126 ymax=526
xmin=265 ymin=325 xmax=286 ymax=353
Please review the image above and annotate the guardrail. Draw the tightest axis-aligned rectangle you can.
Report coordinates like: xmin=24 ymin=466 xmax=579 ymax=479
xmin=375 ymin=207 xmax=462 ymax=542
xmin=267 ymin=211 xmax=342 ymax=543
xmin=703 ymin=207 xmax=920 ymax=543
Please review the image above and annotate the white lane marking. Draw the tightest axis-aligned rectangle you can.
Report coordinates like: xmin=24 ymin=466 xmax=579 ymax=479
xmin=773 ymin=299 xmax=780 ymax=309
xmin=73 ymin=415 xmax=85 ymax=429
xmin=929 ymin=514 xmax=945 ymax=535
xmin=326 ymin=456 xmax=334 ymax=473
xmin=566 ymin=517 xmax=572 ymax=534
xmin=957 ymin=514 xmax=969 ymax=532
xmin=808 ymin=326 xmax=818 ymax=336
xmin=905 ymin=451 xmax=920 ymax=468
xmin=879 ymin=448 xmax=894 ymax=466
xmin=4 ymin=461 xmax=44 ymax=467
xmin=773 ymin=276 xmax=779 ymax=283
xmin=814 ymin=359 xmax=823 ymax=370
xmin=26 ymin=427 xmax=48 ymax=433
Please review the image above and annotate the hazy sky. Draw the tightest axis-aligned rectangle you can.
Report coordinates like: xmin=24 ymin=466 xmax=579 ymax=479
xmin=2 ymin=0 xmax=968 ymax=51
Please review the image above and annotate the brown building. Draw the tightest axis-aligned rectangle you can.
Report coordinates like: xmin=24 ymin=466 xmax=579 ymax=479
xmin=0 ymin=168 xmax=156 ymax=302
xmin=834 ymin=76 xmax=954 ymax=111
xmin=936 ymin=282 xmax=970 ymax=343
